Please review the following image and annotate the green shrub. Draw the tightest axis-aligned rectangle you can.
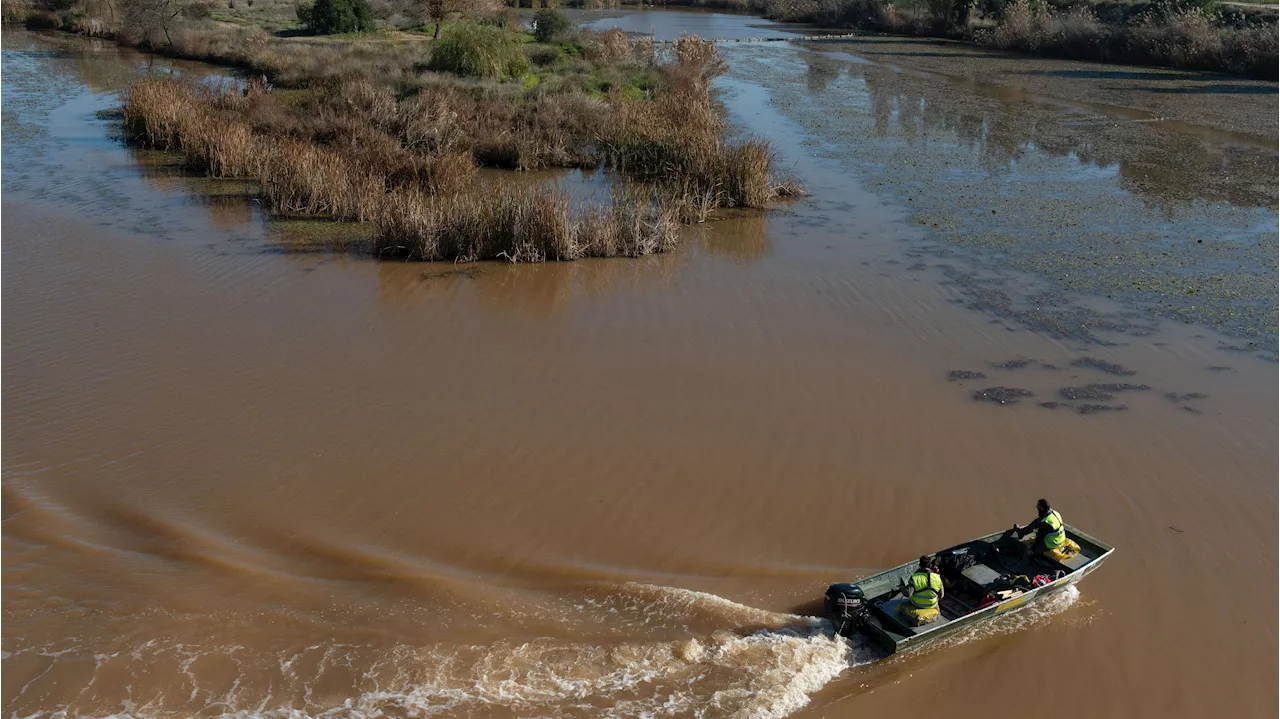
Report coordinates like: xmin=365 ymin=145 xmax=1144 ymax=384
xmin=533 ymin=8 xmax=575 ymax=43
xmin=428 ymin=23 xmax=530 ymax=79
xmin=184 ymin=2 xmax=212 ymax=19
xmin=297 ymin=0 xmax=374 ymax=35
xmin=527 ymin=43 xmax=563 ymax=66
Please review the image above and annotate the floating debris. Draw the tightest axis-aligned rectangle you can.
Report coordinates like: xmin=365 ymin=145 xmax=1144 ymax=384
xmin=973 ymin=387 xmax=1034 ymax=405
xmin=423 ymin=268 xmax=483 ymax=280
xmin=1039 ymin=401 xmax=1067 ymax=409
xmin=992 ymin=359 xmax=1032 ymax=370
xmin=948 ymin=370 xmax=988 ymax=381
xmin=1165 ymin=392 xmax=1207 ymax=403
xmin=1059 ymin=383 xmax=1150 ymax=401
xmin=1070 ymin=357 xmax=1136 ymax=376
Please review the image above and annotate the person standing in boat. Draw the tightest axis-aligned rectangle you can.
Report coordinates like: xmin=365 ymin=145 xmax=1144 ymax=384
xmin=1014 ymin=498 xmax=1066 ymax=556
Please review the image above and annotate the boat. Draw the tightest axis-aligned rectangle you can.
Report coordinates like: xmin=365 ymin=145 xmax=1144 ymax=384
xmin=824 ymin=524 xmax=1114 ymax=654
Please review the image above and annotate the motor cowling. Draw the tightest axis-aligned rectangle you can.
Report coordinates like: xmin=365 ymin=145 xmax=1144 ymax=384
xmin=824 ymin=583 xmax=868 ymax=637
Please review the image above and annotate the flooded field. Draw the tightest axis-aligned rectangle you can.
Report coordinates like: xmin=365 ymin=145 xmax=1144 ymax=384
xmin=3 ymin=14 xmax=1277 ymax=719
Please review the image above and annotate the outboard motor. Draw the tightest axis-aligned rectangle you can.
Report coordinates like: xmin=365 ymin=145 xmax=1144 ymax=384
xmin=824 ymin=583 xmax=868 ymax=637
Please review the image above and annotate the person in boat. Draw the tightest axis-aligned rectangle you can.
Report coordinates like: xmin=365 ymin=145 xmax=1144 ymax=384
xmin=1014 ymin=498 xmax=1066 ymax=557
xmin=897 ymin=555 xmax=945 ymax=625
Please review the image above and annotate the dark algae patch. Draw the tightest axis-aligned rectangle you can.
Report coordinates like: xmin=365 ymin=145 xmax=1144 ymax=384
xmin=1165 ymin=392 xmax=1208 ymax=403
xmin=948 ymin=370 xmax=988 ymax=380
xmin=1070 ymin=357 xmax=1137 ymax=376
xmin=991 ymin=359 xmax=1031 ymax=370
xmin=1059 ymin=383 xmax=1151 ymax=401
xmin=973 ymin=387 xmax=1034 ymax=405
xmin=1077 ymin=404 xmax=1128 ymax=414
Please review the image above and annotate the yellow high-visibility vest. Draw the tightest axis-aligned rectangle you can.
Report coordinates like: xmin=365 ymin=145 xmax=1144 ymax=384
xmin=909 ymin=570 xmax=944 ymax=609
xmin=1042 ymin=510 xmax=1065 ymax=549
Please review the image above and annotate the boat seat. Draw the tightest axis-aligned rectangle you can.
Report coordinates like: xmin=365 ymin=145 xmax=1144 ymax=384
xmin=1055 ymin=551 xmax=1092 ymax=572
xmin=875 ymin=598 xmax=952 ymax=636
xmin=961 ymin=562 xmax=1002 ymax=588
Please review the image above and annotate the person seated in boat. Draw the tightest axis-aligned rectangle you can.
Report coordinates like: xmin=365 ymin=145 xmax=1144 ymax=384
xmin=896 ymin=555 xmax=944 ymax=626
xmin=1014 ymin=498 xmax=1067 ymax=558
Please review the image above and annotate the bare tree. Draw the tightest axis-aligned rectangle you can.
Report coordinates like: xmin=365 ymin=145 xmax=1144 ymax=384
xmin=425 ymin=0 xmax=447 ymax=38
xmin=120 ymin=0 xmax=186 ymax=47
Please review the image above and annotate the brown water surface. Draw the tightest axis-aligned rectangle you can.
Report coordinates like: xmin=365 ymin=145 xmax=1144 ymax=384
xmin=3 ymin=18 xmax=1277 ymax=719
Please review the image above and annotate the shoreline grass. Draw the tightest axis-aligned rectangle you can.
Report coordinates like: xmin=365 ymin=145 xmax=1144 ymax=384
xmin=620 ymin=0 xmax=1278 ymax=79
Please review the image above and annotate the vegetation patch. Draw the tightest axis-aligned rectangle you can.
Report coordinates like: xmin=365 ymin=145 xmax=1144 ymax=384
xmin=296 ymin=0 xmax=375 ymax=35
xmin=427 ymin=21 xmax=531 ymax=78
xmin=637 ymin=0 xmax=1279 ymax=78
xmin=96 ymin=3 xmax=799 ymax=263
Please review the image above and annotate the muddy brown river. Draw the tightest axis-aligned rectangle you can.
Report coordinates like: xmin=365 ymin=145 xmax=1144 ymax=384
xmin=3 ymin=13 xmax=1277 ymax=719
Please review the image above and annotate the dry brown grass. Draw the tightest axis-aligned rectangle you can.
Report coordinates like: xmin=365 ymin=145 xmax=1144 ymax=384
xmin=2 ymin=0 xmax=32 ymax=25
xmin=373 ymin=183 xmax=679 ymax=261
xmin=123 ymin=76 xmax=681 ymax=262
xmin=118 ymin=27 xmax=799 ymax=263
xmin=600 ymin=35 xmax=800 ymax=211
xmin=982 ymin=2 xmax=1277 ymax=78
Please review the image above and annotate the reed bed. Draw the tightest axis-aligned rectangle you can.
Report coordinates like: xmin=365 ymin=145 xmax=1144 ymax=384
xmin=374 ymin=185 xmax=679 ymax=261
xmin=123 ymin=76 xmax=680 ymax=260
xmin=119 ymin=29 xmax=798 ymax=262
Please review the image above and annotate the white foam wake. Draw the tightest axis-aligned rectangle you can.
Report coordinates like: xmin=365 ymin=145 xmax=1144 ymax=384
xmin=3 ymin=583 xmax=1084 ymax=719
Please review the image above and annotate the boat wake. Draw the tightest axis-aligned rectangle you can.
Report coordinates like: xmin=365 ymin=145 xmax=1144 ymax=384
xmin=2 ymin=583 xmax=1082 ymax=719
xmin=3 ymin=584 xmax=867 ymax=719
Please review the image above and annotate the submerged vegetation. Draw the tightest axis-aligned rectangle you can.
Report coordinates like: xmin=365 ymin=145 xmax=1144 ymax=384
xmin=97 ymin=3 xmax=797 ymax=261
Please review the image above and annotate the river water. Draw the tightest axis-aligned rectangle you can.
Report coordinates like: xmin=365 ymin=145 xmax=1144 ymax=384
xmin=2 ymin=14 xmax=1277 ymax=719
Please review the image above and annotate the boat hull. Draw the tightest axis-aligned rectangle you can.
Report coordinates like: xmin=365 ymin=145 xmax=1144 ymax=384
xmin=830 ymin=524 xmax=1114 ymax=655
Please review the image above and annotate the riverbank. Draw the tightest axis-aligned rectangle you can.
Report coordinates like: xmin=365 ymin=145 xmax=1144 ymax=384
xmin=625 ymin=0 xmax=1279 ymax=78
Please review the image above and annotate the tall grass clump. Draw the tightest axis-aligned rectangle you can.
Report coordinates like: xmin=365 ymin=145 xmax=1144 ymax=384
xmin=428 ymin=22 xmax=531 ymax=79
xmin=2 ymin=0 xmax=32 ymax=25
xmin=603 ymin=35 xmax=797 ymax=214
xmin=372 ymin=183 xmax=679 ymax=261
xmin=122 ymin=78 xmax=259 ymax=178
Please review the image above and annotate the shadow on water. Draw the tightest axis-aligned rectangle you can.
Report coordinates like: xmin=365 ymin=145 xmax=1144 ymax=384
xmin=1127 ymin=83 xmax=1279 ymax=95
xmin=1022 ymin=69 xmax=1219 ymax=81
